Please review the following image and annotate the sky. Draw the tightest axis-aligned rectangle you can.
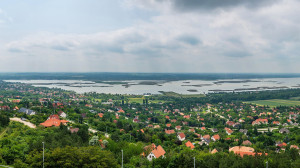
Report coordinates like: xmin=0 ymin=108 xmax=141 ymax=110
xmin=0 ymin=0 xmax=299 ymax=73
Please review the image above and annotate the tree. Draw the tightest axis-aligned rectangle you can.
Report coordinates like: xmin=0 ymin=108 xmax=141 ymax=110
xmin=26 ymin=146 xmax=119 ymax=168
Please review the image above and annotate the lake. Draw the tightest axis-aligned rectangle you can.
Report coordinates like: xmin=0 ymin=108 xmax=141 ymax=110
xmin=5 ymin=78 xmax=300 ymax=95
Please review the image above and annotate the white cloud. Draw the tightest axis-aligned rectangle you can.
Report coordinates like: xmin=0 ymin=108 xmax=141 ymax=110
xmin=1 ymin=0 xmax=300 ymax=72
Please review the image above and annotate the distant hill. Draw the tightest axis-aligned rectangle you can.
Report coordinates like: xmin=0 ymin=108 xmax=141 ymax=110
xmin=1 ymin=72 xmax=300 ymax=81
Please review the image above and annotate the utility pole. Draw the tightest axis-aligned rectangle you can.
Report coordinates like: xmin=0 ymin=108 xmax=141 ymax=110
xmin=194 ymin=157 xmax=195 ymax=168
xmin=42 ymin=142 xmax=45 ymax=168
xmin=121 ymin=150 xmax=123 ymax=168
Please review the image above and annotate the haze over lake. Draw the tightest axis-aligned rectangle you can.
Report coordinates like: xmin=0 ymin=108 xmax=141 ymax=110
xmin=6 ymin=77 xmax=300 ymax=95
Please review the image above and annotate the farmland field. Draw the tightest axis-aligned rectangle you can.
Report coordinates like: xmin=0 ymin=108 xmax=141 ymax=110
xmin=246 ymin=99 xmax=300 ymax=107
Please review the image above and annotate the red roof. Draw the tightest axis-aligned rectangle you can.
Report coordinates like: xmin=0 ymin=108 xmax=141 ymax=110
xmin=178 ymin=132 xmax=186 ymax=139
xmin=118 ymin=109 xmax=125 ymax=113
xmin=40 ymin=115 xmax=69 ymax=127
xmin=165 ymin=129 xmax=175 ymax=134
xmin=98 ymin=113 xmax=104 ymax=118
xmin=203 ymin=134 xmax=210 ymax=140
xmin=185 ymin=141 xmax=195 ymax=149
xmin=40 ymin=118 xmax=64 ymax=127
xmin=212 ymin=134 xmax=220 ymax=140
xmin=151 ymin=145 xmax=166 ymax=158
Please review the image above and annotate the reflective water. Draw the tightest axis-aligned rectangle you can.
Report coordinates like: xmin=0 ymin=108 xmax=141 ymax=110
xmin=5 ymin=78 xmax=300 ymax=95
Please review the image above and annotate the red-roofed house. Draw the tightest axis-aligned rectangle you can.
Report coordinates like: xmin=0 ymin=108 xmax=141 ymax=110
xmin=252 ymin=119 xmax=268 ymax=126
xmin=40 ymin=115 xmax=69 ymax=127
xmin=147 ymin=145 xmax=166 ymax=161
xmin=225 ymin=127 xmax=233 ymax=135
xmin=165 ymin=129 xmax=175 ymax=134
xmin=185 ymin=141 xmax=195 ymax=149
xmin=212 ymin=134 xmax=220 ymax=141
xmin=175 ymin=126 xmax=182 ymax=131
xmin=177 ymin=132 xmax=186 ymax=141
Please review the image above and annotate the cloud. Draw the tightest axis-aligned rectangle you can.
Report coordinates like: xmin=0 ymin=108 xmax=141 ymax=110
xmin=2 ymin=0 xmax=300 ymax=72
xmin=0 ymin=9 xmax=12 ymax=25
xmin=171 ymin=0 xmax=281 ymax=11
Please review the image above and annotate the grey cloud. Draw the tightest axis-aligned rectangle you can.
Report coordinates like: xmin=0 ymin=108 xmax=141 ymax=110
xmin=223 ymin=50 xmax=252 ymax=58
xmin=51 ymin=45 xmax=70 ymax=51
xmin=172 ymin=0 xmax=281 ymax=11
xmin=177 ymin=35 xmax=201 ymax=45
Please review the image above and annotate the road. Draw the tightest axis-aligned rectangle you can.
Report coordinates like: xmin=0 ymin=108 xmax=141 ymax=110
xmin=10 ymin=118 xmax=36 ymax=128
xmin=0 ymin=165 xmax=14 ymax=168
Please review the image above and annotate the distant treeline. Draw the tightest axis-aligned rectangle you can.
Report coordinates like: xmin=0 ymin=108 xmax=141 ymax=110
xmin=164 ymin=89 xmax=300 ymax=104
xmin=1 ymin=72 xmax=300 ymax=81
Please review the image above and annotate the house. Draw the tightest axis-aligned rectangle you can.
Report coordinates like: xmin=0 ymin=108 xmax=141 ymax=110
xmin=242 ymin=140 xmax=252 ymax=146
xmin=211 ymin=149 xmax=218 ymax=154
xmin=85 ymin=104 xmax=93 ymax=108
xmin=211 ymin=134 xmax=220 ymax=141
xmin=117 ymin=109 xmax=125 ymax=113
xmin=171 ymin=119 xmax=177 ymax=123
xmin=202 ymin=134 xmax=211 ymax=140
xmin=40 ymin=115 xmax=69 ymax=127
xmin=175 ymin=126 xmax=182 ymax=131
xmin=239 ymin=129 xmax=248 ymax=135
xmin=70 ymin=127 xmax=79 ymax=133
xmin=165 ymin=129 xmax=175 ymax=134
xmin=166 ymin=123 xmax=171 ymax=127
xmin=279 ymin=128 xmax=290 ymax=134
xmin=58 ymin=111 xmax=67 ymax=118
xmin=184 ymin=115 xmax=190 ymax=119
xmin=147 ymin=145 xmax=166 ymax=161
xmin=98 ymin=113 xmax=104 ymax=118
xmin=189 ymin=128 xmax=195 ymax=133
xmin=229 ymin=146 xmax=266 ymax=158
xmin=12 ymin=99 xmax=21 ymax=103
xmin=273 ymin=121 xmax=280 ymax=125
xmin=226 ymin=121 xmax=235 ymax=127
xmin=290 ymin=145 xmax=299 ymax=150
xmin=154 ymin=125 xmax=160 ymax=129
xmin=185 ymin=141 xmax=195 ymax=149
xmin=19 ymin=107 xmax=36 ymax=115
xmin=212 ymin=128 xmax=218 ymax=133
xmin=252 ymin=119 xmax=268 ymax=126
xmin=177 ymin=132 xmax=186 ymax=141
xmin=225 ymin=127 xmax=233 ymax=135
xmin=200 ymin=127 xmax=206 ymax=130
xmin=276 ymin=142 xmax=287 ymax=148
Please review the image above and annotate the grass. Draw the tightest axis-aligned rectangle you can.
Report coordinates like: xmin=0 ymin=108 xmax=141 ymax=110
xmin=94 ymin=99 xmax=102 ymax=102
xmin=246 ymin=99 xmax=300 ymax=107
xmin=160 ymin=91 xmax=205 ymax=98
xmin=128 ymin=98 xmax=166 ymax=104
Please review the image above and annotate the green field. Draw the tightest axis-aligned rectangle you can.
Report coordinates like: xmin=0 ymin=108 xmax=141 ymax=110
xmin=246 ymin=99 xmax=300 ymax=107
xmin=159 ymin=91 xmax=205 ymax=98
xmin=128 ymin=98 xmax=166 ymax=104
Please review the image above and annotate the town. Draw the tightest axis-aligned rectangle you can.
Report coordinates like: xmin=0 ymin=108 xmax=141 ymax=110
xmin=0 ymin=81 xmax=299 ymax=168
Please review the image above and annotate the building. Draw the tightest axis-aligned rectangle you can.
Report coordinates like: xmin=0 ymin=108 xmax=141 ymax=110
xmin=177 ymin=132 xmax=186 ymax=141
xmin=40 ymin=115 xmax=69 ymax=127
xmin=185 ymin=141 xmax=195 ymax=149
xmin=19 ymin=107 xmax=36 ymax=115
xmin=58 ymin=111 xmax=67 ymax=118
xmin=212 ymin=134 xmax=220 ymax=141
xmin=147 ymin=145 xmax=166 ymax=161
